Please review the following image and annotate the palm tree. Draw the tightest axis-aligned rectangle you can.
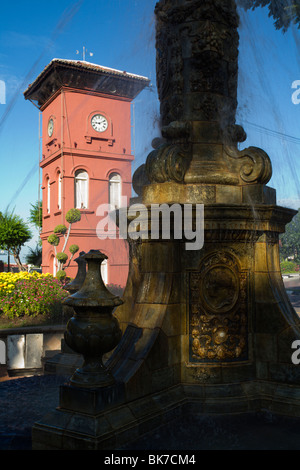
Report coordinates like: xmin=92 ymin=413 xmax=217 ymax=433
xmin=25 ymin=245 xmax=42 ymax=267
xmin=28 ymin=200 xmax=42 ymax=232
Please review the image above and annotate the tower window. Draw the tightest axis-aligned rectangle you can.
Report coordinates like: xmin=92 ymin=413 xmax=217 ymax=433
xmin=75 ymin=170 xmax=88 ymax=209
xmin=109 ymin=173 xmax=121 ymax=209
xmin=52 ymin=254 xmax=57 ymax=276
xmin=58 ymin=172 xmax=62 ymax=210
xmin=47 ymin=178 xmax=51 ymax=214
xmin=101 ymin=258 xmax=108 ymax=285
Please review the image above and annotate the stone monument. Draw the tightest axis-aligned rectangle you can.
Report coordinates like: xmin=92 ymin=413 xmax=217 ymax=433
xmin=32 ymin=0 xmax=300 ymax=450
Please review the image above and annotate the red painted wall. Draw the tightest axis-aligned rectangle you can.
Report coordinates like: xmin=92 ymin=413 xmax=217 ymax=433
xmin=40 ymin=88 xmax=133 ymax=287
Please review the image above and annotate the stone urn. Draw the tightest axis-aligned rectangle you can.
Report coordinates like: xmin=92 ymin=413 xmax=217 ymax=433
xmin=63 ymin=250 xmax=123 ymax=388
xmin=64 ymin=251 xmax=87 ymax=295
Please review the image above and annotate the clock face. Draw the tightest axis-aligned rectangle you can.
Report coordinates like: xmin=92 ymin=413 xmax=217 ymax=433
xmin=48 ymin=118 xmax=54 ymax=137
xmin=91 ymin=114 xmax=108 ymax=133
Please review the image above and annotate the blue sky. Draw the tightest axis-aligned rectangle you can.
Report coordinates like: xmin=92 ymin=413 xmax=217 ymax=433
xmin=0 ymin=1 xmax=300 ymax=262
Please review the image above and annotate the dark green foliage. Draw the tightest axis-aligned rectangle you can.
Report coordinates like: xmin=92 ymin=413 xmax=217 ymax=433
xmin=28 ymin=201 xmax=42 ymax=231
xmin=0 ymin=210 xmax=32 ymax=270
xmin=25 ymin=245 xmax=42 ymax=267
xmin=237 ymin=0 xmax=300 ymax=31
xmin=280 ymin=209 xmax=300 ymax=260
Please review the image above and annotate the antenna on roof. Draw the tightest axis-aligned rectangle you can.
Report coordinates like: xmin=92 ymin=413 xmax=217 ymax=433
xmin=76 ymin=46 xmax=94 ymax=61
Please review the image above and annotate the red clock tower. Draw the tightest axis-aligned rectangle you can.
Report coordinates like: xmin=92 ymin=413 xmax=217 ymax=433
xmin=24 ymin=59 xmax=149 ymax=286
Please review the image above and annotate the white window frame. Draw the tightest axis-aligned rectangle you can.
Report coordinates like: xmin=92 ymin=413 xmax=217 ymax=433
xmin=58 ymin=172 xmax=62 ymax=210
xmin=52 ymin=254 xmax=57 ymax=276
xmin=101 ymin=258 xmax=108 ymax=285
xmin=47 ymin=178 xmax=51 ymax=214
xmin=109 ymin=173 xmax=121 ymax=209
xmin=75 ymin=170 xmax=89 ymax=209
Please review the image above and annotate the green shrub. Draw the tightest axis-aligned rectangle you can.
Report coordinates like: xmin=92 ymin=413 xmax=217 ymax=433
xmin=56 ymin=252 xmax=68 ymax=264
xmin=66 ymin=208 xmax=81 ymax=224
xmin=54 ymin=224 xmax=67 ymax=234
xmin=47 ymin=234 xmax=60 ymax=246
xmin=280 ymin=260 xmax=298 ymax=273
xmin=69 ymin=244 xmax=79 ymax=255
xmin=56 ymin=270 xmax=67 ymax=281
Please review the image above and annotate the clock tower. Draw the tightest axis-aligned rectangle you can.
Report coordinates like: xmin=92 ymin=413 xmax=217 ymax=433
xmin=24 ymin=59 xmax=149 ymax=286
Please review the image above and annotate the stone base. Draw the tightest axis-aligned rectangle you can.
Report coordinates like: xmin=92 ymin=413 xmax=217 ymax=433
xmin=43 ymin=338 xmax=83 ymax=376
xmin=32 ymin=381 xmax=300 ymax=450
xmin=59 ymin=381 xmax=125 ymax=414
xmin=43 ymin=352 xmax=83 ymax=376
xmin=7 ymin=367 xmax=43 ymax=377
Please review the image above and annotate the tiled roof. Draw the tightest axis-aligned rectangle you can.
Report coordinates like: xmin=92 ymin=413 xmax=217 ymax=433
xmin=24 ymin=58 xmax=149 ymax=96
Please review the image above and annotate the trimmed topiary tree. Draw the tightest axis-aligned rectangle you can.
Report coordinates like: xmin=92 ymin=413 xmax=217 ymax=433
xmin=54 ymin=225 xmax=67 ymax=235
xmin=56 ymin=270 xmax=67 ymax=281
xmin=47 ymin=209 xmax=81 ymax=276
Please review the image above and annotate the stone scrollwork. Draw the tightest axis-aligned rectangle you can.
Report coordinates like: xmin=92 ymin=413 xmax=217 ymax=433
xmin=132 ymin=164 xmax=149 ymax=197
xmin=145 ymin=143 xmax=191 ymax=184
xmin=224 ymin=145 xmax=273 ymax=185
xmin=189 ymin=252 xmax=248 ymax=363
xmin=224 ymin=124 xmax=247 ymax=144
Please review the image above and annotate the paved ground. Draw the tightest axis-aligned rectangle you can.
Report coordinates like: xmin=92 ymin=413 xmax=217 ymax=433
xmin=1 ymin=278 xmax=300 ymax=451
xmin=1 ymin=373 xmax=300 ymax=450
xmin=121 ymin=412 xmax=300 ymax=450
xmin=0 ymin=374 xmax=67 ymax=450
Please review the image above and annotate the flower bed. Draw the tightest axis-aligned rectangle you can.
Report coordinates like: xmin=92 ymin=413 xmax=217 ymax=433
xmin=0 ymin=271 xmax=69 ymax=320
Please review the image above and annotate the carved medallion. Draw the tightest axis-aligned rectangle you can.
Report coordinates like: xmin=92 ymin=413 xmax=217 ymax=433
xmin=189 ymin=252 xmax=248 ymax=363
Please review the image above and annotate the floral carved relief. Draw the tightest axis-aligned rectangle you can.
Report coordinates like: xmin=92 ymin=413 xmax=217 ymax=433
xmin=189 ymin=251 xmax=248 ymax=362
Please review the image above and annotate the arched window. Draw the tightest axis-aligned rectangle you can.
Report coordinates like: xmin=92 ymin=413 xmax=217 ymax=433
xmin=75 ymin=170 xmax=88 ymax=209
xmin=47 ymin=178 xmax=51 ymax=213
xmin=52 ymin=254 xmax=57 ymax=276
xmin=109 ymin=173 xmax=121 ymax=209
xmin=58 ymin=172 xmax=62 ymax=210
xmin=101 ymin=258 xmax=108 ymax=285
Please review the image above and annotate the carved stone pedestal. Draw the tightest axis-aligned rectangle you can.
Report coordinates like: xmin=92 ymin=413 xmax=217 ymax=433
xmin=43 ymin=252 xmax=86 ymax=376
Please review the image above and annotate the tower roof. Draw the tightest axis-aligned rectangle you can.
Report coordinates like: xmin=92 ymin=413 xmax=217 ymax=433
xmin=24 ymin=58 xmax=150 ymax=108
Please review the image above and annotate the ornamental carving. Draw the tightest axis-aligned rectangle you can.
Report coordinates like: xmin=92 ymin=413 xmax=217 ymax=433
xmin=190 ymin=53 xmax=229 ymax=95
xmin=156 ymin=26 xmax=183 ymax=115
xmin=145 ymin=143 xmax=191 ymax=183
xmin=191 ymin=21 xmax=229 ymax=57
xmin=224 ymin=145 xmax=273 ymax=184
xmin=189 ymin=252 xmax=248 ymax=363
xmin=155 ymin=1 xmax=239 ymax=28
xmin=155 ymin=0 xmax=240 ymax=128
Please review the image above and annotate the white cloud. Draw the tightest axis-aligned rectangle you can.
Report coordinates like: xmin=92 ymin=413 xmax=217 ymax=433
xmin=278 ymin=198 xmax=300 ymax=210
